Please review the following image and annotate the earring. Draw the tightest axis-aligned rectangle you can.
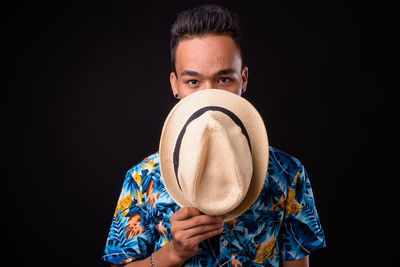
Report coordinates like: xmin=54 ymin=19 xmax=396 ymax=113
xmin=241 ymin=88 xmax=246 ymax=94
xmin=174 ymin=93 xmax=179 ymax=99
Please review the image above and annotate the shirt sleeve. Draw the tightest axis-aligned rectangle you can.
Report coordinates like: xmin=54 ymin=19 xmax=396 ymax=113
xmin=103 ymin=164 xmax=156 ymax=265
xmin=278 ymin=163 xmax=326 ymax=261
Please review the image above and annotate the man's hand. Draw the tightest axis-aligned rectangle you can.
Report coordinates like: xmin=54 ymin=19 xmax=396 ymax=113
xmin=111 ymin=207 xmax=223 ymax=267
xmin=167 ymin=207 xmax=224 ymax=264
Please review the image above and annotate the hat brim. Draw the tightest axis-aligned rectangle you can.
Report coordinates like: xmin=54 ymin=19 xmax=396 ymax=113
xmin=159 ymin=89 xmax=269 ymax=222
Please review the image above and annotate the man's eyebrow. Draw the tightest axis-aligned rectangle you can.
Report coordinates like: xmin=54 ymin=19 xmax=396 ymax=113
xmin=181 ymin=70 xmax=202 ymax=77
xmin=216 ymin=68 xmax=236 ymax=75
xmin=180 ymin=68 xmax=237 ymax=78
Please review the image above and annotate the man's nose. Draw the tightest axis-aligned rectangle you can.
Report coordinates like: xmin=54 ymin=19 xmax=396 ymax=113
xmin=200 ymin=80 xmax=215 ymax=90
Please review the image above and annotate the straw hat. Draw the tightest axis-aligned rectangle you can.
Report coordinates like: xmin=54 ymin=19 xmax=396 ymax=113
xmin=159 ymin=89 xmax=269 ymax=222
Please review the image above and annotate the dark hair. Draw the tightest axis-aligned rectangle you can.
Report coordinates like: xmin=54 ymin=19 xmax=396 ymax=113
xmin=170 ymin=4 xmax=242 ymax=75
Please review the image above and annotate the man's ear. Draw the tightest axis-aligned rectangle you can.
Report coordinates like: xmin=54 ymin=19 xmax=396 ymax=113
xmin=170 ymin=72 xmax=178 ymax=96
xmin=241 ymin=66 xmax=248 ymax=93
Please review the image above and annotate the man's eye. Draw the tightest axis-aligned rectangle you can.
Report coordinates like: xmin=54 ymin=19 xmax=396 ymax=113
xmin=219 ymin=77 xmax=232 ymax=83
xmin=187 ymin=80 xmax=199 ymax=85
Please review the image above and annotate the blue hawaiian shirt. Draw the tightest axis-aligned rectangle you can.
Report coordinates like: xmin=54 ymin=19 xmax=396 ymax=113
xmin=103 ymin=146 xmax=326 ymax=266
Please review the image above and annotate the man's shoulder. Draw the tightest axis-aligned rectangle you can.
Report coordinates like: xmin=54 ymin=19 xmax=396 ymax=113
xmin=268 ymin=146 xmax=304 ymax=178
xmin=125 ymin=148 xmax=305 ymax=177
xmin=125 ymin=152 xmax=160 ymax=176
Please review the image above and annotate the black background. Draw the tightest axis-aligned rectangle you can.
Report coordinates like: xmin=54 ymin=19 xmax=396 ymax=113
xmin=2 ymin=0 xmax=397 ymax=266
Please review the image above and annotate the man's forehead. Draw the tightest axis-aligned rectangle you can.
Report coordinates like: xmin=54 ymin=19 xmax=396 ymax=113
xmin=175 ymin=34 xmax=242 ymax=75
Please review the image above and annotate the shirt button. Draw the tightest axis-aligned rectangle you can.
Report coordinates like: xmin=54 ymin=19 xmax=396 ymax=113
xmin=223 ymin=240 xmax=229 ymax=246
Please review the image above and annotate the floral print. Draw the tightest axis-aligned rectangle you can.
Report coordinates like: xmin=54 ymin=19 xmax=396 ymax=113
xmin=103 ymin=147 xmax=326 ymax=266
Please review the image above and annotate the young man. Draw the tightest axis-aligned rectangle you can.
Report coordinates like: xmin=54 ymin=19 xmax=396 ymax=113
xmin=103 ymin=4 xmax=325 ymax=267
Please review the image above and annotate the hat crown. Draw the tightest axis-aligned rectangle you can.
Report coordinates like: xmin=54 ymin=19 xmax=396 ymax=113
xmin=159 ymin=89 xmax=269 ymax=221
xmin=179 ymin=110 xmax=253 ymax=215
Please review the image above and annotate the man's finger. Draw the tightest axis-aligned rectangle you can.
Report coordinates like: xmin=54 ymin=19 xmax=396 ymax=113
xmin=191 ymin=228 xmax=224 ymax=244
xmin=180 ymin=214 xmax=223 ymax=230
xmin=185 ymin=223 xmax=224 ymax=239
xmin=172 ymin=207 xmax=203 ymax=221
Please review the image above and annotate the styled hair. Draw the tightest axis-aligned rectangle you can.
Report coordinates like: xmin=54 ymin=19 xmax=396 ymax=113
xmin=170 ymin=4 xmax=242 ymax=75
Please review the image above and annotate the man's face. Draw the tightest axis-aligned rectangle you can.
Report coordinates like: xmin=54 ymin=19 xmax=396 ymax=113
xmin=170 ymin=34 xmax=248 ymax=99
